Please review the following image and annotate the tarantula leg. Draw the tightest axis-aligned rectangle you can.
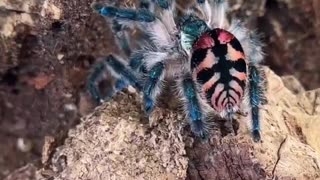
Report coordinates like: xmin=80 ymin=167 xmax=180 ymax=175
xmin=154 ymin=0 xmax=178 ymax=35
xmin=87 ymin=62 xmax=107 ymax=103
xmin=195 ymin=0 xmax=227 ymax=28
xmin=195 ymin=0 xmax=212 ymax=24
xmin=248 ymin=65 xmax=267 ymax=142
xmin=87 ymin=55 xmax=142 ymax=103
xmin=139 ymin=0 xmax=157 ymax=13
xmin=228 ymin=20 xmax=264 ymax=65
xmin=142 ymin=62 xmax=165 ymax=114
xmin=129 ymin=52 xmax=148 ymax=74
xmin=86 ymin=63 xmax=127 ymax=103
xmin=91 ymin=3 xmax=156 ymax=23
xmin=139 ymin=0 xmax=151 ymax=9
xmin=104 ymin=0 xmax=160 ymax=57
xmin=180 ymin=73 xmax=208 ymax=138
xmin=103 ymin=55 xmax=142 ymax=90
xmin=114 ymin=79 xmax=129 ymax=92
xmin=228 ymin=20 xmax=267 ymax=141
xmin=154 ymin=0 xmax=170 ymax=9
xmin=111 ymin=19 xmax=132 ymax=57
xmin=92 ymin=2 xmax=177 ymax=49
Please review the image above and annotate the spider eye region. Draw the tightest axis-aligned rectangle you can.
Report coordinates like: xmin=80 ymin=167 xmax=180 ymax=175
xmin=191 ymin=29 xmax=247 ymax=115
xmin=179 ymin=15 xmax=209 ymax=52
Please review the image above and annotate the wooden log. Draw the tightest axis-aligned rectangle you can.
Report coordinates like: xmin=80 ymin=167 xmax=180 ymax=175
xmin=34 ymin=68 xmax=320 ymax=180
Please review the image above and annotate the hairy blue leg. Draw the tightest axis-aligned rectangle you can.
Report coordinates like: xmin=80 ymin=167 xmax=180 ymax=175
xmin=87 ymin=62 xmax=106 ymax=103
xmin=248 ymin=65 xmax=266 ymax=142
xmin=230 ymin=23 xmax=266 ymax=141
xmin=129 ymin=52 xmax=148 ymax=75
xmin=91 ymin=3 xmax=156 ymax=22
xmin=111 ymin=20 xmax=131 ymax=56
xmin=181 ymin=73 xmax=207 ymax=138
xmin=154 ymin=0 xmax=178 ymax=35
xmin=100 ymin=79 xmax=129 ymax=102
xmin=104 ymin=55 xmax=142 ymax=91
xmin=143 ymin=62 xmax=165 ymax=114
xmin=87 ymin=55 xmax=142 ymax=103
xmin=87 ymin=60 xmax=128 ymax=103
xmin=129 ymin=53 xmax=144 ymax=71
xmin=115 ymin=79 xmax=128 ymax=91
xmin=140 ymin=0 xmax=151 ymax=9
xmin=154 ymin=0 xmax=170 ymax=9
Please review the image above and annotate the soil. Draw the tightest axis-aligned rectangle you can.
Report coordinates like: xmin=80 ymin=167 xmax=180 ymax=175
xmin=0 ymin=0 xmax=319 ymax=179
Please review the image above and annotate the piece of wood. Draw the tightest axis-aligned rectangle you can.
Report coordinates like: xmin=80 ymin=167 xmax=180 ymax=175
xmin=33 ymin=68 xmax=320 ymax=180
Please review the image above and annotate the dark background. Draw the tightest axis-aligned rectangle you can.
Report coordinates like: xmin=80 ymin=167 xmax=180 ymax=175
xmin=0 ymin=0 xmax=319 ymax=178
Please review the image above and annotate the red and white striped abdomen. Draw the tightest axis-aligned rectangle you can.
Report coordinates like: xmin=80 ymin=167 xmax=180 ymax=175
xmin=191 ymin=28 xmax=247 ymax=116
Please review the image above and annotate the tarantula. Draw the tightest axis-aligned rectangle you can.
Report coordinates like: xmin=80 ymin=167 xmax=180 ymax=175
xmin=87 ymin=0 xmax=267 ymax=142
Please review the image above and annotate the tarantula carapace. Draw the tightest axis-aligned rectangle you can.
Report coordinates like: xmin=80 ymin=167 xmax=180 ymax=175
xmin=87 ymin=0 xmax=267 ymax=142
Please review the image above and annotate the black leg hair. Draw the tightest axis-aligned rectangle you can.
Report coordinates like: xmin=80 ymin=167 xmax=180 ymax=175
xmin=91 ymin=3 xmax=156 ymax=23
xmin=228 ymin=20 xmax=267 ymax=142
xmin=86 ymin=55 xmax=142 ymax=103
xmin=142 ymin=62 xmax=165 ymax=114
xmin=87 ymin=61 xmax=107 ymax=103
xmin=248 ymin=65 xmax=267 ymax=142
xmin=111 ymin=19 xmax=132 ymax=57
xmin=140 ymin=0 xmax=151 ymax=9
xmin=92 ymin=2 xmax=177 ymax=50
xmin=179 ymin=72 xmax=210 ymax=138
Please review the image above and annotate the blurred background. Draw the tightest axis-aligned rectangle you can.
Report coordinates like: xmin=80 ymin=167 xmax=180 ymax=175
xmin=0 ymin=0 xmax=319 ymax=178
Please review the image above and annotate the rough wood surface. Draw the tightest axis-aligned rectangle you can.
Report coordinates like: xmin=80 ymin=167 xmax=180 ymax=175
xmin=30 ymin=68 xmax=320 ymax=180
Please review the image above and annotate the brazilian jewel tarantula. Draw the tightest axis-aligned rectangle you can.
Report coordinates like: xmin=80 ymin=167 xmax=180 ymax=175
xmin=87 ymin=0 xmax=267 ymax=142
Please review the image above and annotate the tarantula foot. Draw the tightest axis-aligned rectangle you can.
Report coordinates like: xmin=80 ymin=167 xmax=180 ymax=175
xmin=191 ymin=120 xmax=209 ymax=139
xmin=115 ymin=79 xmax=128 ymax=91
xmin=252 ymin=130 xmax=261 ymax=142
xmin=148 ymin=107 xmax=164 ymax=127
xmin=224 ymin=120 xmax=235 ymax=135
xmin=143 ymin=96 xmax=154 ymax=115
xmin=86 ymin=85 xmax=102 ymax=104
xmin=91 ymin=2 xmax=103 ymax=12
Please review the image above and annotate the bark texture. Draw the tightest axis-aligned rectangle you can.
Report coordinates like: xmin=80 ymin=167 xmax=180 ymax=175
xmin=32 ymin=68 xmax=320 ymax=180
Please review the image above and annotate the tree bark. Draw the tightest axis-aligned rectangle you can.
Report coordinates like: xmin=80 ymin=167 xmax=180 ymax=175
xmin=32 ymin=68 xmax=320 ymax=180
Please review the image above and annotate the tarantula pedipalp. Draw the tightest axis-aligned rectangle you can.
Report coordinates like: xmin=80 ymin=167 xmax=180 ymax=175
xmin=87 ymin=0 xmax=267 ymax=142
